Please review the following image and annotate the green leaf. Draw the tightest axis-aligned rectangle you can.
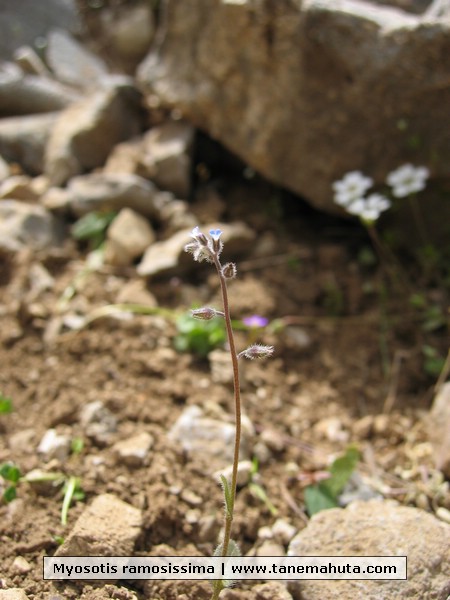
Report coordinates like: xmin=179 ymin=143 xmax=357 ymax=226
xmin=220 ymin=475 xmax=233 ymax=517
xmin=71 ymin=437 xmax=84 ymax=455
xmin=304 ymin=484 xmax=338 ymax=516
xmin=0 ymin=394 xmax=12 ymax=414
xmin=3 ymin=485 xmax=17 ymax=503
xmin=248 ymin=482 xmax=278 ymax=516
xmin=0 ymin=462 xmax=22 ymax=483
xmin=71 ymin=211 xmax=116 ymax=242
xmin=322 ymin=446 xmax=360 ymax=499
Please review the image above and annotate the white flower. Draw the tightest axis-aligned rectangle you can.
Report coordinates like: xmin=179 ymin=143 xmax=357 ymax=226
xmin=333 ymin=171 xmax=373 ymax=207
xmin=346 ymin=194 xmax=391 ymax=222
xmin=386 ymin=164 xmax=429 ymax=198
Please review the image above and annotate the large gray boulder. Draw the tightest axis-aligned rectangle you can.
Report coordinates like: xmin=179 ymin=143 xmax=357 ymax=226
xmin=288 ymin=499 xmax=450 ymax=600
xmin=137 ymin=0 xmax=450 ymax=213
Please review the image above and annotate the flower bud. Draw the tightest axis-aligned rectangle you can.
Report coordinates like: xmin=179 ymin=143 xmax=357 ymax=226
xmin=191 ymin=307 xmax=223 ymax=320
xmin=222 ymin=262 xmax=237 ymax=279
xmin=238 ymin=344 xmax=274 ymax=360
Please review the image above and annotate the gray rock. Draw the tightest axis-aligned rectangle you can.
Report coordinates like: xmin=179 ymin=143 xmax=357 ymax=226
xmin=66 ymin=172 xmax=169 ymax=219
xmin=99 ymin=4 xmax=155 ymax=62
xmin=140 ymin=121 xmax=195 ymax=199
xmin=0 ymin=200 xmax=64 ymax=251
xmin=0 ymin=62 xmax=79 ymax=116
xmin=44 ymin=83 xmax=143 ymax=186
xmin=0 ymin=112 xmax=59 ymax=174
xmin=137 ymin=221 xmax=255 ymax=277
xmin=428 ymin=382 xmax=450 ymax=478
xmin=55 ymin=493 xmax=142 ymax=557
xmin=79 ymin=400 xmax=117 ymax=445
xmin=13 ymin=46 xmax=51 ymax=77
xmin=104 ymin=207 xmax=156 ymax=266
xmin=137 ymin=0 xmax=450 ymax=213
xmin=214 ymin=460 xmax=253 ymax=488
xmin=37 ymin=428 xmax=71 ymax=462
xmin=288 ymin=500 xmax=450 ymax=600
xmin=168 ymin=405 xmax=252 ymax=473
xmin=46 ymin=28 xmax=108 ymax=89
xmin=0 ymin=0 xmax=80 ymax=61
xmin=112 ymin=432 xmax=154 ymax=468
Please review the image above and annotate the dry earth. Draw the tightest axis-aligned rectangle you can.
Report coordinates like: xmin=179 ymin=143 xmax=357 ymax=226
xmin=0 ymin=194 xmax=448 ymax=599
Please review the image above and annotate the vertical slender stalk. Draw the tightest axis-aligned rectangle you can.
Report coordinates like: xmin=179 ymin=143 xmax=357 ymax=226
xmin=211 ymin=255 xmax=242 ymax=600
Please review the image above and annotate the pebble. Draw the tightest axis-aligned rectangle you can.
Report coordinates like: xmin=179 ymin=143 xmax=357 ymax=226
xmin=11 ymin=556 xmax=32 ymax=574
xmin=37 ymin=428 xmax=71 ymax=462
xmin=214 ymin=460 xmax=254 ymax=488
xmin=104 ymin=208 xmax=156 ymax=266
xmin=428 ymin=382 xmax=450 ymax=478
xmin=112 ymin=432 xmax=154 ymax=468
xmin=56 ymin=493 xmax=142 ymax=557
xmin=0 ymin=590 xmax=30 ymax=600
xmin=79 ymin=401 xmax=117 ymax=445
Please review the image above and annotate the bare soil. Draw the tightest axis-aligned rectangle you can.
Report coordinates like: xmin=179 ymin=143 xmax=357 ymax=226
xmin=0 ymin=195 xmax=448 ymax=599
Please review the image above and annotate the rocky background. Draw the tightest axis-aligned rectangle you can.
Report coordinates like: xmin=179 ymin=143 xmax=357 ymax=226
xmin=0 ymin=1 xmax=449 ymax=599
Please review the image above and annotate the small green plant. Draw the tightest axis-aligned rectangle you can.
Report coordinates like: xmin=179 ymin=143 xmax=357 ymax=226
xmin=71 ymin=210 xmax=116 ymax=249
xmin=174 ymin=311 xmax=226 ymax=357
xmin=303 ymin=446 xmax=360 ymax=516
xmin=0 ymin=462 xmax=21 ymax=502
xmin=0 ymin=393 xmax=13 ymax=414
xmin=185 ymin=227 xmax=274 ymax=599
xmin=0 ymin=462 xmax=84 ymax=525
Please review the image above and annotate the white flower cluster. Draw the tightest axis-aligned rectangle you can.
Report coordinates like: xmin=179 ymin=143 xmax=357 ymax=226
xmin=332 ymin=164 xmax=429 ymax=223
xmin=386 ymin=164 xmax=429 ymax=198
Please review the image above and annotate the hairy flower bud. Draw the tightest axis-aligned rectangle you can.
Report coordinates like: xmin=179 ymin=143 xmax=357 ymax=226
xmin=238 ymin=344 xmax=274 ymax=360
xmin=191 ymin=307 xmax=224 ymax=320
xmin=221 ymin=262 xmax=237 ymax=279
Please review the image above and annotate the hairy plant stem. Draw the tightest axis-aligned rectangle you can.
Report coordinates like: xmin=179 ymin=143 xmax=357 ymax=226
xmin=211 ymin=255 xmax=242 ymax=600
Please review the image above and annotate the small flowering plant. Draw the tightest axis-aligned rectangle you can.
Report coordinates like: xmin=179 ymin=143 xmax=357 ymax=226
xmin=185 ymin=226 xmax=273 ymax=599
xmin=332 ymin=163 xmax=430 ymax=226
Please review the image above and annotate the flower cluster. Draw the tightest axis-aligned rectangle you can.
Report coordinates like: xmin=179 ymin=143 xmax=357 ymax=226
xmin=185 ymin=226 xmax=274 ymax=361
xmin=332 ymin=164 xmax=429 ymax=224
xmin=386 ymin=164 xmax=429 ymax=198
xmin=184 ymin=226 xmax=224 ymax=263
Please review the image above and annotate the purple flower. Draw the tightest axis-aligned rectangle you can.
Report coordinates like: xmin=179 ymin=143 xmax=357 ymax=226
xmin=243 ymin=315 xmax=269 ymax=328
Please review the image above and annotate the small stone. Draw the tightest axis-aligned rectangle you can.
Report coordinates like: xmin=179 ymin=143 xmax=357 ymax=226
xmin=79 ymin=401 xmax=117 ymax=445
xmin=313 ymin=417 xmax=349 ymax=443
xmin=0 ymin=176 xmax=38 ymax=201
xmin=352 ymin=415 xmax=374 ymax=439
xmin=37 ymin=429 xmax=71 ymax=462
xmin=116 ymin=279 xmax=158 ymax=306
xmin=0 ymin=200 xmax=64 ymax=252
xmin=428 ymin=382 xmax=450 ymax=478
xmin=56 ymin=494 xmax=142 ymax=557
xmin=435 ymin=506 xmax=450 ymax=525
xmin=104 ymin=208 xmax=155 ymax=266
xmin=209 ymin=349 xmax=234 ymax=385
xmin=140 ymin=121 xmax=194 ymax=198
xmin=255 ymin=540 xmax=285 ymax=557
xmin=214 ymin=460 xmax=253 ymax=488
xmin=181 ymin=489 xmax=203 ymax=506
xmin=11 ymin=556 xmax=32 ymax=574
xmin=0 ymin=590 xmax=30 ymax=600
xmin=271 ymin=518 xmax=297 ymax=545
xmin=254 ymin=581 xmax=293 ymax=600
xmin=112 ymin=432 xmax=154 ymax=467
xmin=168 ymin=405 xmax=251 ymax=473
